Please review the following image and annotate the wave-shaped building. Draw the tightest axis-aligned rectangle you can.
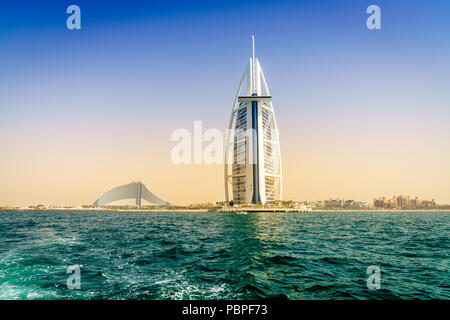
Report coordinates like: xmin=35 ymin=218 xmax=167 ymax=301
xmin=93 ymin=181 xmax=171 ymax=207
xmin=224 ymin=37 xmax=282 ymax=204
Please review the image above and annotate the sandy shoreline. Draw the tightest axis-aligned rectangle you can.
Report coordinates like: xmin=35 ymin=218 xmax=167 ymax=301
xmin=1 ymin=208 xmax=449 ymax=213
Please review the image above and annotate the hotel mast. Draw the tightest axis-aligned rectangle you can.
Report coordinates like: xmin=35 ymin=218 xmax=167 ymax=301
xmin=225 ymin=36 xmax=282 ymax=204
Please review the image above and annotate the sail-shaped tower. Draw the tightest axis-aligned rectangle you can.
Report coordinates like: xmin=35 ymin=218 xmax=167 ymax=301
xmin=225 ymin=36 xmax=282 ymax=204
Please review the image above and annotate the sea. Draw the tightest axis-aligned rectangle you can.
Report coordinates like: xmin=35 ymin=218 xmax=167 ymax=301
xmin=0 ymin=210 xmax=448 ymax=300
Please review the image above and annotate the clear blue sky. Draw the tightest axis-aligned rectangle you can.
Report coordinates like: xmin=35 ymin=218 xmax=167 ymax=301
xmin=1 ymin=0 xmax=449 ymax=122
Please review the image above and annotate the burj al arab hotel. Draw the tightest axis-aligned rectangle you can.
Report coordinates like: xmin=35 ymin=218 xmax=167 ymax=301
xmin=225 ymin=36 xmax=282 ymax=205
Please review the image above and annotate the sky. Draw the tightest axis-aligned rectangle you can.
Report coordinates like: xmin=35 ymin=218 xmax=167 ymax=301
xmin=1 ymin=0 xmax=450 ymax=206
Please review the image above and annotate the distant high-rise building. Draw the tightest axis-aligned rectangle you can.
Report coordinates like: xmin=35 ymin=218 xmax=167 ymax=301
xmin=224 ymin=36 xmax=282 ymax=204
xmin=397 ymin=195 xmax=410 ymax=208
xmin=324 ymin=199 xmax=344 ymax=208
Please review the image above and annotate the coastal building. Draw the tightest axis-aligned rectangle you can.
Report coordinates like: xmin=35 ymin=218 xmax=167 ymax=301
xmin=224 ymin=36 xmax=282 ymax=204
xmin=396 ymin=195 xmax=410 ymax=208
xmin=410 ymin=197 xmax=419 ymax=207
xmin=309 ymin=200 xmax=324 ymax=209
xmin=324 ymin=199 xmax=344 ymax=209
xmin=343 ymin=200 xmax=372 ymax=209
xmin=373 ymin=195 xmax=436 ymax=209
xmin=93 ymin=181 xmax=171 ymax=207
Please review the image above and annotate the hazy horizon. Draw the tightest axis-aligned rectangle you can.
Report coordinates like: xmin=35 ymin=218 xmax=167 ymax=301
xmin=1 ymin=0 xmax=450 ymax=206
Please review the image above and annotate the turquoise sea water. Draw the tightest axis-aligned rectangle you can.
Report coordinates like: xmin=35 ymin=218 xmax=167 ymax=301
xmin=0 ymin=210 xmax=448 ymax=300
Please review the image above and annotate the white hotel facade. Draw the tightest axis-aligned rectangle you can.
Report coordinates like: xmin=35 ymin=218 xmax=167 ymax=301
xmin=224 ymin=37 xmax=282 ymax=205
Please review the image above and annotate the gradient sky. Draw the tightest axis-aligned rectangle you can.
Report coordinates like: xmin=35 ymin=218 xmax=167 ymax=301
xmin=1 ymin=0 xmax=450 ymax=206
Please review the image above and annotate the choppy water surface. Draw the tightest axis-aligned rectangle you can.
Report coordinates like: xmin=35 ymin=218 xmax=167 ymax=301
xmin=0 ymin=210 xmax=448 ymax=299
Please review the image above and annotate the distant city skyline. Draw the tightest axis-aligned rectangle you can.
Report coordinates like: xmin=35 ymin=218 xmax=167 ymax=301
xmin=1 ymin=0 xmax=450 ymax=206
xmin=1 ymin=194 xmax=447 ymax=210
